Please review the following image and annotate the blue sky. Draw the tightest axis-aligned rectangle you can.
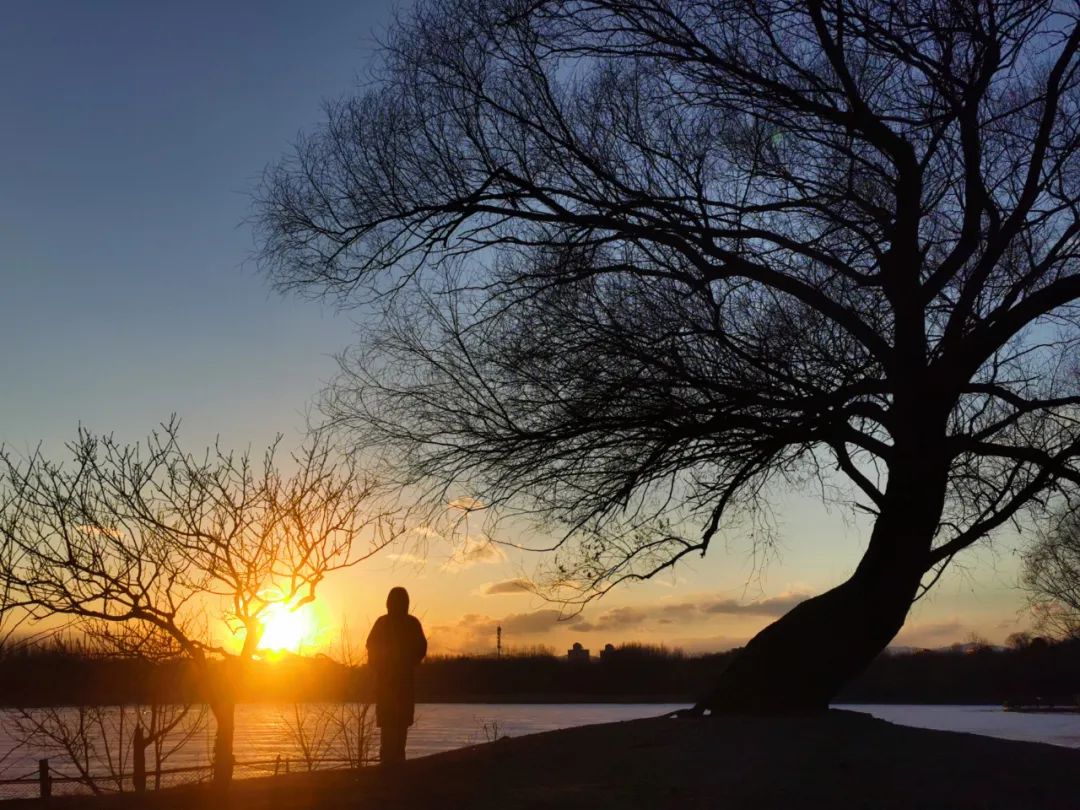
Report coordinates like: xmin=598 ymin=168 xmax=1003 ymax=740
xmin=0 ymin=1 xmax=1033 ymax=654
xmin=0 ymin=0 xmax=393 ymax=452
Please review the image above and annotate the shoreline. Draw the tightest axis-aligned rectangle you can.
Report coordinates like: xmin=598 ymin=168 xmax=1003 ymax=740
xmin=10 ymin=711 xmax=1079 ymax=809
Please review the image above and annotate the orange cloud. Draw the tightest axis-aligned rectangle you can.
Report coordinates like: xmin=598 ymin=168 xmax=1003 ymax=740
xmin=481 ymin=579 xmax=535 ymax=595
xmin=443 ymin=535 xmax=506 ymax=570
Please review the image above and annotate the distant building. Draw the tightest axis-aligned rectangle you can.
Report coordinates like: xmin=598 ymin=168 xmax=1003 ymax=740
xmin=567 ymin=642 xmax=590 ymax=662
xmin=600 ymin=643 xmax=616 ymax=661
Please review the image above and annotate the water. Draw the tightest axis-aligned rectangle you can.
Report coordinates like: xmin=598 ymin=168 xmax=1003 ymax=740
xmin=837 ymin=703 xmax=1080 ymax=749
xmin=417 ymin=703 xmax=1080 ymax=753
xmin=0 ymin=703 xmax=1077 ymax=798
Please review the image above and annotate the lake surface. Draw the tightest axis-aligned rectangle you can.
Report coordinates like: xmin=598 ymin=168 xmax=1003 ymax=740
xmin=413 ymin=703 xmax=1080 ymax=754
xmin=0 ymin=703 xmax=1077 ymax=798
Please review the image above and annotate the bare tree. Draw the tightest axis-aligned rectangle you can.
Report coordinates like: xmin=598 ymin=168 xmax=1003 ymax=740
xmin=281 ymin=623 xmax=377 ymax=772
xmin=3 ymin=702 xmax=207 ymax=795
xmin=5 ymin=706 xmax=125 ymax=796
xmin=328 ymin=701 xmax=376 ymax=769
xmin=1023 ymin=508 xmax=1080 ymax=638
xmin=0 ymin=493 xmax=31 ymax=652
xmin=282 ymin=703 xmax=337 ymax=772
xmin=139 ymin=702 xmax=209 ymax=792
xmin=80 ymin=625 xmax=212 ymax=792
xmin=0 ymin=419 xmax=399 ymax=783
xmin=256 ymin=0 xmax=1080 ymax=711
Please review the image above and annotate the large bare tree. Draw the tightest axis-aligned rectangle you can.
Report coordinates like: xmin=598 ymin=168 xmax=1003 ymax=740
xmin=0 ymin=420 xmax=397 ymax=782
xmin=256 ymin=0 xmax=1080 ymax=711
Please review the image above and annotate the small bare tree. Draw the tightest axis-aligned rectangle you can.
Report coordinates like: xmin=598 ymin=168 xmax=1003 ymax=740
xmin=5 ymin=706 xmax=122 ymax=795
xmin=1023 ymin=509 xmax=1080 ymax=639
xmin=282 ymin=703 xmax=337 ymax=772
xmin=331 ymin=701 xmax=376 ymax=769
xmin=140 ymin=702 xmax=209 ymax=791
xmin=78 ymin=622 xmax=210 ymax=791
xmin=281 ymin=623 xmax=376 ymax=771
xmin=0 ymin=418 xmax=399 ymax=785
xmin=3 ymin=702 xmax=207 ymax=795
xmin=282 ymin=700 xmax=376 ymax=771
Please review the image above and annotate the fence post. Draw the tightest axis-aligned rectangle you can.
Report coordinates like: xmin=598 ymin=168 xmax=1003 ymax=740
xmin=132 ymin=725 xmax=146 ymax=793
xmin=38 ymin=758 xmax=50 ymax=801
xmin=274 ymin=755 xmax=281 ymax=776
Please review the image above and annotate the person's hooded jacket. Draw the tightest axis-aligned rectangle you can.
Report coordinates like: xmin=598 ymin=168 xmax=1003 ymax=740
xmin=366 ymin=587 xmax=427 ymax=727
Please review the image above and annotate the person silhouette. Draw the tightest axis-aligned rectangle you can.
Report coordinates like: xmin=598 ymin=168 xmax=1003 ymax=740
xmin=366 ymin=587 xmax=427 ymax=765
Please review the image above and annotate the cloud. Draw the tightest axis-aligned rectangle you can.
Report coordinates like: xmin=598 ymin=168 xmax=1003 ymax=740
xmin=408 ymin=525 xmax=443 ymax=541
xmin=499 ymin=609 xmax=584 ymax=635
xmin=493 ymin=591 xmax=817 ymax=636
xmin=892 ymin=620 xmax=968 ymax=649
xmin=701 ymin=593 xmax=810 ymax=617
xmin=387 ymin=552 xmax=428 ymax=565
xmin=481 ymin=578 xmax=535 ymax=596
xmin=575 ymin=607 xmax=651 ymax=632
xmin=431 ymin=608 xmax=585 ymax=652
xmin=551 ymin=592 xmax=813 ymax=634
xmin=438 ymin=610 xmax=566 ymax=640
xmin=443 ymin=535 xmax=507 ymax=570
xmin=658 ymin=602 xmax=706 ymax=622
xmin=448 ymin=496 xmax=485 ymax=511
xmin=428 ymin=591 xmax=817 ymax=654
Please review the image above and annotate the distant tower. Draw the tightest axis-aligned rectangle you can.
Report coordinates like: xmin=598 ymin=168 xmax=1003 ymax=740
xmin=496 ymin=625 xmax=502 ymax=658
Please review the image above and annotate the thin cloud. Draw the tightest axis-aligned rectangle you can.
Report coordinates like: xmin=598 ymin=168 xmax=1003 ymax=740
xmin=409 ymin=525 xmax=443 ymax=541
xmin=443 ymin=535 xmax=507 ymax=570
xmin=388 ymin=552 xmax=427 ymax=565
xmin=657 ymin=603 xmax=702 ymax=621
xmin=576 ymin=592 xmax=815 ymax=631
xmin=432 ymin=609 xmax=585 ymax=651
xmin=576 ymin=607 xmax=650 ymax=632
xmin=499 ymin=609 xmax=584 ymax=635
xmin=893 ymin=620 xmax=968 ymax=649
xmin=482 ymin=579 xmax=535 ymax=595
xmin=701 ymin=593 xmax=811 ymax=617
xmin=430 ymin=591 xmax=818 ymax=653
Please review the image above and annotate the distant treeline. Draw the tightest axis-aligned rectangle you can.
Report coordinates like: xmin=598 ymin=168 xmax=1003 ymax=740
xmin=839 ymin=637 xmax=1080 ymax=705
xmin=1 ymin=638 xmax=1078 ymax=706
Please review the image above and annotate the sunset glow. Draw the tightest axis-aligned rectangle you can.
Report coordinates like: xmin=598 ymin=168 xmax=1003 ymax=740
xmin=259 ymin=601 xmax=319 ymax=653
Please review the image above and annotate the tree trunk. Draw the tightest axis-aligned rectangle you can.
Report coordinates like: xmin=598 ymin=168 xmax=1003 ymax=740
xmin=211 ymin=700 xmax=235 ymax=786
xmin=209 ymin=655 xmax=244 ymax=787
xmin=132 ymin=726 xmax=146 ymax=793
xmin=696 ymin=466 xmax=944 ymax=714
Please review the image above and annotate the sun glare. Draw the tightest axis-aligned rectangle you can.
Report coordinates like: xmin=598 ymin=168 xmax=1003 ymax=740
xmin=259 ymin=602 xmax=317 ymax=654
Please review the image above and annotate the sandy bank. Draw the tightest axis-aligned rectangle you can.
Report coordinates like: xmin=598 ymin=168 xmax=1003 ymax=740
xmin=16 ymin=710 xmax=1080 ymax=809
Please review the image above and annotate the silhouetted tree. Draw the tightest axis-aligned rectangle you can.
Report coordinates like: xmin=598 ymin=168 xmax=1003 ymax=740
xmin=0 ymin=569 xmax=17 ymax=653
xmin=256 ymin=0 xmax=1080 ymax=711
xmin=1023 ymin=508 xmax=1080 ymax=638
xmin=1005 ymin=631 xmax=1035 ymax=650
xmin=0 ymin=419 xmax=398 ymax=783
xmin=4 ymin=702 xmax=207 ymax=794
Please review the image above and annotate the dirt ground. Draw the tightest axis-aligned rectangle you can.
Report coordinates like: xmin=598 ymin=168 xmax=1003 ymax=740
xmin=16 ymin=710 xmax=1080 ymax=809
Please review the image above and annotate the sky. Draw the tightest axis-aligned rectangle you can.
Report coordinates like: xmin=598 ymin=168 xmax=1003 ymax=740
xmin=0 ymin=1 xmax=1036 ymax=659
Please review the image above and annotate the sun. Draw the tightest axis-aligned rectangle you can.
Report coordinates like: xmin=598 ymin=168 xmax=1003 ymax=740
xmin=258 ymin=601 xmax=316 ymax=653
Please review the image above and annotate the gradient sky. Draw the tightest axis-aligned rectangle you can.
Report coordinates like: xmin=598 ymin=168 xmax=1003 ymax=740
xmin=0 ymin=1 xmax=1034 ymax=658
